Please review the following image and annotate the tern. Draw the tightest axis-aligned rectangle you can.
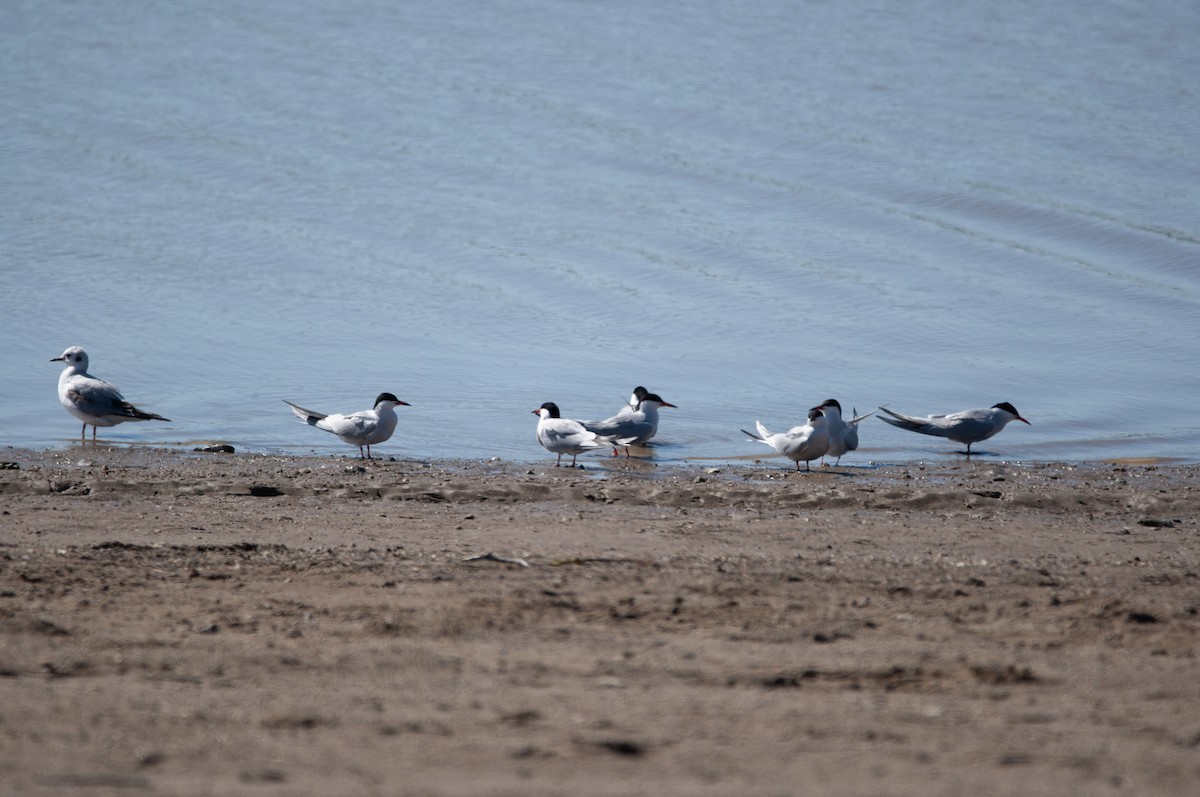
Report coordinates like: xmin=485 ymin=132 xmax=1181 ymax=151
xmin=533 ymin=402 xmax=610 ymax=467
xmin=618 ymin=386 xmax=650 ymax=415
xmin=742 ymin=408 xmax=830 ymax=471
xmin=815 ymin=399 xmax=876 ymax=465
xmin=582 ymin=387 xmax=676 ymax=456
xmin=284 ymin=393 xmax=409 ymax=459
xmin=876 ymin=402 xmax=1030 ymax=455
xmin=51 ymin=346 xmax=171 ymax=440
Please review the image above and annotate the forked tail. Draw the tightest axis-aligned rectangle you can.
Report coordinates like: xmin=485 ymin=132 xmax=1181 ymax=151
xmin=741 ymin=421 xmax=772 ymax=443
xmin=283 ymin=399 xmax=326 ymax=426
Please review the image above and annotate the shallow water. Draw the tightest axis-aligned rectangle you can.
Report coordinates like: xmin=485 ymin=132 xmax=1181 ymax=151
xmin=3 ymin=0 xmax=1199 ymax=464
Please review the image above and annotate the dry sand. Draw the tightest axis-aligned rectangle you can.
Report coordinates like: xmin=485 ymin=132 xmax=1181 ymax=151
xmin=1 ymin=447 xmax=1198 ymax=796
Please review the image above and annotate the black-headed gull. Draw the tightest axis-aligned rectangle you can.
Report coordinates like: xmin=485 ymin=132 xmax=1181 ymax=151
xmin=877 ymin=402 xmax=1030 ymax=455
xmin=814 ymin=399 xmax=876 ymax=465
xmin=284 ymin=393 xmax=409 ymax=459
xmin=533 ymin=401 xmax=608 ymax=467
xmin=582 ymin=387 xmax=676 ymax=456
xmin=742 ymin=407 xmax=830 ymax=471
xmin=51 ymin=346 xmax=170 ymax=440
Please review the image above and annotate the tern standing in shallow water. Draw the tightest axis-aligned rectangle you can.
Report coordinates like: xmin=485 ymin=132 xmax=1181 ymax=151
xmin=51 ymin=346 xmax=171 ymax=440
xmin=877 ymin=402 xmax=1030 ymax=455
xmin=582 ymin=386 xmax=676 ymax=456
xmin=533 ymin=402 xmax=608 ymax=467
xmin=284 ymin=393 xmax=409 ymax=459
xmin=742 ymin=407 xmax=830 ymax=471
xmin=815 ymin=399 xmax=876 ymax=465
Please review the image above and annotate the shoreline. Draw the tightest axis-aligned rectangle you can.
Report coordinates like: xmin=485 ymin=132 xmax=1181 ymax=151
xmin=5 ymin=442 xmax=1198 ymax=474
xmin=9 ymin=425 xmax=1200 ymax=472
xmin=2 ymin=447 xmax=1198 ymax=795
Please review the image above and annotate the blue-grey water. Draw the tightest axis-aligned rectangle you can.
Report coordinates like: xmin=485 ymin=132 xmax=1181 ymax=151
xmin=4 ymin=0 xmax=1199 ymax=464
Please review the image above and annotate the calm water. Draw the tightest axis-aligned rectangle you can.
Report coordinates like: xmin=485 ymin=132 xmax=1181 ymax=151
xmin=3 ymin=0 xmax=1199 ymax=464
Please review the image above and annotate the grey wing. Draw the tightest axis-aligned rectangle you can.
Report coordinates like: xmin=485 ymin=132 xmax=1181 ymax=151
xmin=940 ymin=413 xmax=999 ymax=442
xmin=542 ymin=419 xmax=597 ymax=449
xmin=778 ymin=427 xmax=816 ymax=458
xmin=877 ymin=407 xmax=956 ymax=438
xmin=579 ymin=411 xmax=620 ymax=434
xmin=71 ymin=377 xmax=131 ymax=417
xmin=582 ymin=416 xmax=652 ymax=440
xmin=318 ymin=412 xmax=375 ymax=440
xmin=541 ymin=425 xmax=572 ymax=448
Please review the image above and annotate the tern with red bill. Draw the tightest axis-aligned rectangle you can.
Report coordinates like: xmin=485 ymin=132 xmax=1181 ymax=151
xmin=581 ymin=387 xmax=676 ymax=456
xmin=877 ymin=402 xmax=1030 ymax=455
xmin=533 ymin=401 xmax=609 ymax=467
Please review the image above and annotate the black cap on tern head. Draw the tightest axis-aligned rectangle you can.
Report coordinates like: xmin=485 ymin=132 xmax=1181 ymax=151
xmin=632 ymin=387 xmax=649 ymax=400
xmin=643 ymin=391 xmax=676 ymax=408
xmin=992 ymin=402 xmax=1030 ymax=424
xmin=375 ymin=392 xmax=410 ymax=407
xmin=808 ymin=408 xmax=824 ymax=421
xmin=821 ymin=399 xmax=842 ymax=411
xmin=536 ymin=401 xmax=561 ymax=418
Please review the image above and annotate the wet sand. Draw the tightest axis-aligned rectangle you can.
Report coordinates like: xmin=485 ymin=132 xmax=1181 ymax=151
xmin=1 ymin=447 xmax=1198 ymax=796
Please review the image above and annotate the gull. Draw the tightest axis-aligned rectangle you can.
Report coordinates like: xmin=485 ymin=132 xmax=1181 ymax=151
xmin=815 ymin=399 xmax=877 ymax=465
xmin=877 ymin=402 xmax=1030 ymax=455
xmin=51 ymin=346 xmax=170 ymax=441
xmin=284 ymin=393 xmax=409 ymax=459
xmin=742 ymin=408 xmax=830 ymax=471
xmin=533 ymin=402 xmax=610 ymax=467
xmin=581 ymin=387 xmax=676 ymax=456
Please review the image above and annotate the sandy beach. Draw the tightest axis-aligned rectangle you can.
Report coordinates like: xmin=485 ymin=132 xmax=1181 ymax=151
xmin=1 ymin=447 xmax=1198 ymax=796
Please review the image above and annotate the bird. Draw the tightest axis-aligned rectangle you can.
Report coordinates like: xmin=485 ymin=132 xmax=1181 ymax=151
xmin=284 ymin=393 xmax=409 ymax=459
xmin=581 ymin=386 xmax=676 ymax=456
xmin=620 ymin=386 xmax=650 ymax=414
xmin=533 ymin=401 xmax=610 ymax=467
xmin=742 ymin=408 xmax=830 ymax=471
xmin=815 ymin=399 xmax=877 ymax=465
xmin=51 ymin=346 xmax=171 ymax=441
xmin=876 ymin=402 xmax=1030 ymax=455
